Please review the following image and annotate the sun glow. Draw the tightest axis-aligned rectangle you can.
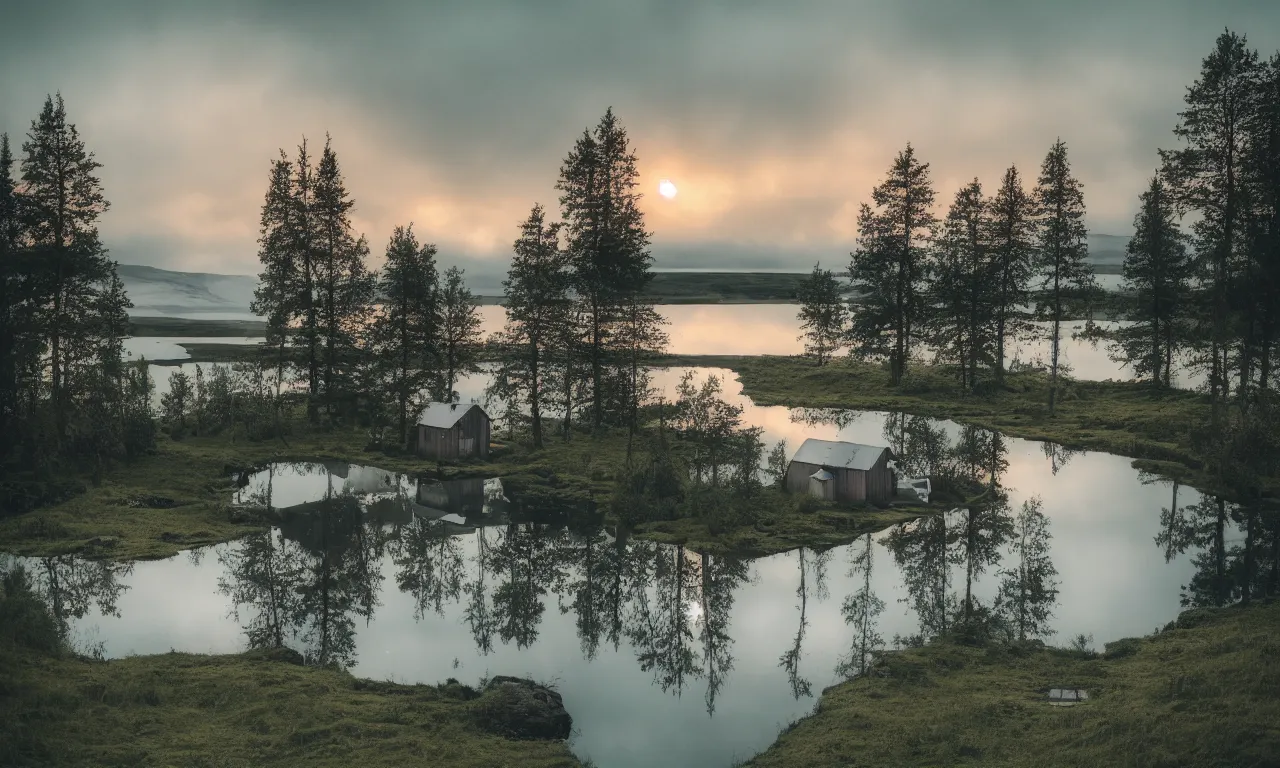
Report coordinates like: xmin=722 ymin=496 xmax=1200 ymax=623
xmin=658 ymin=179 xmax=678 ymax=199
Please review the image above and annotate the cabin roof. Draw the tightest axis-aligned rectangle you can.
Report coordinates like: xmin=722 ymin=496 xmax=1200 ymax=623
xmin=791 ymin=438 xmax=893 ymax=471
xmin=417 ymin=402 xmax=490 ymax=429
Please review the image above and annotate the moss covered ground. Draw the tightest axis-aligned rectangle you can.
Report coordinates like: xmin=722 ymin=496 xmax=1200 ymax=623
xmin=0 ymin=643 xmax=582 ymax=768
xmin=745 ymin=601 xmax=1280 ymax=768
xmin=0 ymin=414 xmax=933 ymax=561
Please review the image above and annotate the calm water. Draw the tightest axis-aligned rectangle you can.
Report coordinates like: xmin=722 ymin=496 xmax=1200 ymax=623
xmin=4 ymin=368 xmax=1245 ymax=768
xmin=140 ymin=305 xmax=1205 ymax=404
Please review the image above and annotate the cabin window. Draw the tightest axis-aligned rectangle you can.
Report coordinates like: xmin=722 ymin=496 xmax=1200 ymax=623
xmin=460 ymin=437 xmax=475 ymax=454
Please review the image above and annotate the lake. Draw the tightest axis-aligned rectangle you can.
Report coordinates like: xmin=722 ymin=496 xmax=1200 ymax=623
xmin=4 ymin=368 xmax=1244 ymax=768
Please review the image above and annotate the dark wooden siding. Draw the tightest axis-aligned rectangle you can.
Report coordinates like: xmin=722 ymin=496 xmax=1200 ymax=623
xmin=786 ymin=447 xmax=896 ymax=504
xmin=416 ymin=405 xmax=492 ymax=460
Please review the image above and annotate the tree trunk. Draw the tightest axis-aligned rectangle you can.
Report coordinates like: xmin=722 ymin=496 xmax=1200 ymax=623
xmin=530 ymin=340 xmax=542 ymax=449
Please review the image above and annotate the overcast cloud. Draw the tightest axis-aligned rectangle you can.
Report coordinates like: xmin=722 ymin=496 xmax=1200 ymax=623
xmin=3 ymin=0 xmax=1279 ymax=277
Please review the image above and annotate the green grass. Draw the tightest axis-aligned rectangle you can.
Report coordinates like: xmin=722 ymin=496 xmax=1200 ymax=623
xmin=744 ymin=601 xmax=1280 ymax=767
xmin=0 ymin=644 xmax=582 ymax=768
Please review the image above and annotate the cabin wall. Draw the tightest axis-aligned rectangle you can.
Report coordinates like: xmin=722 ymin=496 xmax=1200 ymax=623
xmin=416 ymin=407 xmax=492 ymax=460
xmin=785 ymin=461 xmax=821 ymax=494
xmin=864 ymin=452 xmax=895 ymax=504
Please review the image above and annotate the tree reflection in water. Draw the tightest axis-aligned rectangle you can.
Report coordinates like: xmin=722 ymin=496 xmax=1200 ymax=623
xmin=777 ymin=547 xmax=829 ymax=699
xmin=836 ymin=533 xmax=885 ymax=680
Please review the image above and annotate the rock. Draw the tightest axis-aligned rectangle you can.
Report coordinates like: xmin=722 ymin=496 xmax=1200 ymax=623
xmin=473 ymin=676 xmax=572 ymax=740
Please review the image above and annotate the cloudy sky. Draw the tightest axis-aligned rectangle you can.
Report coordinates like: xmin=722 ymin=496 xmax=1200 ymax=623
xmin=3 ymin=0 xmax=1279 ymax=282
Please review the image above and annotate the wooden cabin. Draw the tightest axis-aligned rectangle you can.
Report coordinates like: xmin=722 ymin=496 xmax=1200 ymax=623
xmin=785 ymin=438 xmax=897 ymax=504
xmin=416 ymin=402 xmax=492 ymax=461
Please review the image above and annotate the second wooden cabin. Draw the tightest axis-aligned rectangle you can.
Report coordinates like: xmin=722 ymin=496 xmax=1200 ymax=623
xmin=786 ymin=438 xmax=897 ymax=504
xmin=416 ymin=402 xmax=492 ymax=461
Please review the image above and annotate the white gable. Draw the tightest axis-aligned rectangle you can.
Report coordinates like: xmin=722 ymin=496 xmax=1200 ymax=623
xmin=417 ymin=402 xmax=488 ymax=429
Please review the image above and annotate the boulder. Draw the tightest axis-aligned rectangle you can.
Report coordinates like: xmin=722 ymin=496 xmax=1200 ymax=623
xmin=473 ymin=676 xmax=572 ymax=740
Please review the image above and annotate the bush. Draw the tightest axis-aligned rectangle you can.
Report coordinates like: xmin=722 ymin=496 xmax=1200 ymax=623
xmin=796 ymin=495 xmax=820 ymax=514
xmin=1104 ymin=637 xmax=1143 ymax=659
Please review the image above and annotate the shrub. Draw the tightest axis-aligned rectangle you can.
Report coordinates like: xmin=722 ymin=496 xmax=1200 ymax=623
xmin=1104 ymin=637 xmax=1143 ymax=659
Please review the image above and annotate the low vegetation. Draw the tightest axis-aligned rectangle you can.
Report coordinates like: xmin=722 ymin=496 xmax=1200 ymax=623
xmin=746 ymin=601 xmax=1280 ymax=767
xmin=0 ymin=566 xmax=581 ymax=768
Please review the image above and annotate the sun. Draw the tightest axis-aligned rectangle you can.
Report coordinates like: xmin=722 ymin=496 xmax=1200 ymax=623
xmin=658 ymin=179 xmax=678 ymax=199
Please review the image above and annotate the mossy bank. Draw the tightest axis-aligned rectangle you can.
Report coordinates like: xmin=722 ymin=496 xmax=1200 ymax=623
xmin=744 ymin=601 xmax=1280 ymax=767
xmin=0 ymin=418 xmax=933 ymax=562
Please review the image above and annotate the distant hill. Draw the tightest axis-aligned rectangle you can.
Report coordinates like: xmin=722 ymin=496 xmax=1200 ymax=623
xmin=117 ymin=264 xmax=258 ymax=316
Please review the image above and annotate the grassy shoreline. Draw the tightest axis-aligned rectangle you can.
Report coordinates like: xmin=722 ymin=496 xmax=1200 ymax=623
xmin=744 ymin=601 xmax=1280 ymax=767
xmin=0 ymin=643 xmax=583 ymax=767
xmin=725 ymin=356 xmax=1254 ymax=498
xmin=0 ymin=418 xmax=934 ymax=562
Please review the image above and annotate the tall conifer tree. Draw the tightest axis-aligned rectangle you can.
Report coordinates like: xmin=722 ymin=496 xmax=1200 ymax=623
xmin=1033 ymin=139 xmax=1094 ymax=415
xmin=1108 ymin=176 xmax=1192 ymax=387
xmin=848 ymin=144 xmax=937 ymax=385
xmin=370 ymin=224 xmax=438 ymax=447
xmin=988 ymin=165 xmax=1037 ymax=381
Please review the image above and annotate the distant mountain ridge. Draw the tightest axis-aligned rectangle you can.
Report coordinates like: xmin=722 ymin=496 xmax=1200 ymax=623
xmin=117 ymin=235 xmax=1132 ymax=316
xmin=117 ymin=264 xmax=258 ymax=316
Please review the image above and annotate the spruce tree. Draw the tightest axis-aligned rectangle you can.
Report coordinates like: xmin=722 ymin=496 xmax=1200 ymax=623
xmin=556 ymin=109 xmax=653 ymax=428
xmin=616 ymin=293 xmax=667 ymax=459
xmin=931 ymin=179 xmax=995 ymax=389
xmin=435 ymin=266 xmax=482 ymax=405
xmin=0 ymin=134 xmax=22 ymax=457
xmin=1244 ymin=53 xmax=1280 ymax=396
xmin=1033 ymin=139 xmax=1094 ymax=415
xmin=1160 ymin=30 xmax=1259 ymax=411
xmin=989 ymin=165 xmax=1037 ymax=381
xmin=250 ymin=154 xmax=299 ymax=431
xmin=848 ymin=144 xmax=937 ymax=385
xmin=1108 ymin=176 xmax=1192 ymax=387
xmin=796 ymin=263 xmax=848 ymax=365
xmin=371 ymin=224 xmax=438 ymax=448
xmin=498 ymin=204 xmax=571 ymax=448
xmin=312 ymin=137 xmax=374 ymax=419
xmin=20 ymin=94 xmax=111 ymax=435
xmin=291 ymin=139 xmax=321 ymax=421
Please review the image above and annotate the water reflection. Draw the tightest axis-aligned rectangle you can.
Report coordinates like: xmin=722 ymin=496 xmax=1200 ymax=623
xmin=11 ymin=422 xmax=1278 ymax=768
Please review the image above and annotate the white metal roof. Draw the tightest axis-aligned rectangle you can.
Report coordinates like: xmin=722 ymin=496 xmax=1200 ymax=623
xmin=417 ymin=402 xmax=488 ymax=428
xmin=791 ymin=438 xmax=891 ymax=471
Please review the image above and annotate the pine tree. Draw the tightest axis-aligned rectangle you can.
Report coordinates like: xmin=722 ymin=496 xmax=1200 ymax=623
xmin=556 ymin=108 xmax=653 ymax=428
xmin=616 ymin=293 xmax=668 ymax=460
xmin=291 ymin=139 xmax=321 ymax=421
xmin=931 ymin=179 xmax=995 ymax=389
xmin=1107 ymin=177 xmax=1192 ymax=387
xmin=1160 ymin=30 xmax=1259 ymax=412
xmin=1244 ymin=53 xmax=1280 ymax=397
xmin=312 ymin=137 xmax=374 ymax=420
xmin=0 ymin=133 xmax=23 ymax=457
xmin=435 ymin=266 xmax=482 ymax=404
xmin=989 ymin=165 xmax=1037 ymax=381
xmin=796 ymin=263 xmax=848 ymax=365
xmin=1033 ymin=139 xmax=1094 ymax=415
xmin=848 ymin=144 xmax=937 ymax=385
xmin=498 ymin=204 xmax=571 ymax=449
xmin=20 ymin=94 xmax=112 ymax=436
xmin=370 ymin=224 xmax=438 ymax=448
xmin=250 ymin=154 xmax=299 ymax=433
